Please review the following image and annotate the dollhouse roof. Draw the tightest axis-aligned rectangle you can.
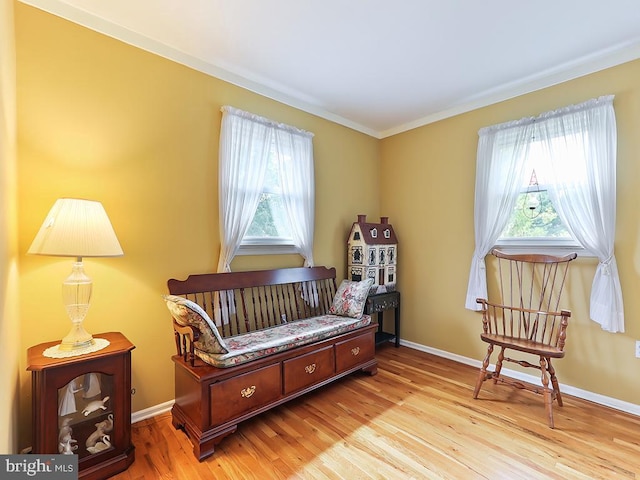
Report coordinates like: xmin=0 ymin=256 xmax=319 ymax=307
xmin=349 ymin=215 xmax=398 ymax=245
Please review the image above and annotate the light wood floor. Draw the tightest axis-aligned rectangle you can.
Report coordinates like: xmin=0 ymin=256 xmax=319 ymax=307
xmin=112 ymin=346 xmax=640 ymax=479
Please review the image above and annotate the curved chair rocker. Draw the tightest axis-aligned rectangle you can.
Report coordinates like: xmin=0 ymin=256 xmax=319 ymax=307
xmin=473 ymin=248 xmax=577 ymax=428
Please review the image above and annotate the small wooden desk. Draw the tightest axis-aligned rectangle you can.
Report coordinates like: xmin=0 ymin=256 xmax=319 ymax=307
xmin=365 ymin=291 xmax=400 ymax=347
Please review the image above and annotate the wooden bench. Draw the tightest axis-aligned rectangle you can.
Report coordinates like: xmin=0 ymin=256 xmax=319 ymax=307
xmin=166 ymin=266 xmax=378 ymax=460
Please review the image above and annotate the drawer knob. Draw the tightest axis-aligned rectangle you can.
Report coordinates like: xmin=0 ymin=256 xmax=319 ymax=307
xmin=305 ymin=363 xmax=316 ymax=374
xmin=241 ymin=385 xmax=256 ymax=398
xmin=351 ymin=347 xmax=360 ymax=356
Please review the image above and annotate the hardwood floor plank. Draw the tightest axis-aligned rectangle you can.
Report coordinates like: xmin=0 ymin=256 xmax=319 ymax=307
xmin=111 ymin=346 xmax=640 ymax=479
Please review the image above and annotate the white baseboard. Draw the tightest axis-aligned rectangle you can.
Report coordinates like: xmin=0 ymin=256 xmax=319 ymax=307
xmin=130 ymin=340 xmax=640 ymax=423
xmin=399 ymin=338 xmax=640 ymax=417
xmin=131 ymin=399 xmax=174 ymax=424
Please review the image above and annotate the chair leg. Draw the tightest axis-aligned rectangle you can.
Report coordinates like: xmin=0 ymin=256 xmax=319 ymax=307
xmin=493 ymin=347 xmax=505 ymax=384
xmin=547 ymin=358 xmax=563 ymax=407
xmin=473 ymin=343 xmax=494 ymax=399
xmin=539 ymin=356 xmax=555 ymax=428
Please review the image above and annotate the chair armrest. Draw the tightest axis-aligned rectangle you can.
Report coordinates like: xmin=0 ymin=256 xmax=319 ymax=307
xmin=173 ymin=320 xmax=200 ymax=366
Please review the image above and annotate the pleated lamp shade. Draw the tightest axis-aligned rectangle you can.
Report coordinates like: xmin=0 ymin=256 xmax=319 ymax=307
xmin=28 ymin=198 xmax=123 ymax=258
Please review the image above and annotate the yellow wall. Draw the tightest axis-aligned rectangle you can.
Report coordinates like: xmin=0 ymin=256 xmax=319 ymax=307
xmin=380 ymin=60 xmax=640 ymax=406
xmin=14 ymin=3 xmax=379 ymax=450
xmin=1 ymin=0 xmax=20 ymax=455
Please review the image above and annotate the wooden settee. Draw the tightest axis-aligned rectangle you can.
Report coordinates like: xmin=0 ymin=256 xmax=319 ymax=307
xmin=164 ymin=266 xmax=378 ymax=460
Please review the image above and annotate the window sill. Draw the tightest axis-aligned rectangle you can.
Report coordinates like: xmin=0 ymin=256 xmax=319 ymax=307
xmin=237 ymin=243 xmax=299 ymax=256
xmin=493 ymin=240 xmax=596 ymax=258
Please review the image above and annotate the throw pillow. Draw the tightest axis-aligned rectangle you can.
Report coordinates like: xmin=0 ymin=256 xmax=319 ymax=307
xmin=329 ymin=278 xmax=374 ymax=318
xmin=164 ymin=295 xmax=229 ymax=354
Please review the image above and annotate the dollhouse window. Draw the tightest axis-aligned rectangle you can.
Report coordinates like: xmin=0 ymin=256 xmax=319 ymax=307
xmin=351 ymin=247 xmax=363 ymax=264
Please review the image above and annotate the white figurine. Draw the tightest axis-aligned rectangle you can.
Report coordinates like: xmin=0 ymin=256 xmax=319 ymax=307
xmin=58 ymin=433 xmax=77 ymax=454
xmin=86 ymin=435 xmax=111 ymax=454
xmin=82 ymin=373 xmax=101 ymax=398
xmin=86 ymin=414 xmax=114 ymax=448
xmin=58 ymin=378 xmax=83 ymax=417
xmin=58 ymin=417 xmax=78 ymax=454
xmin=82 ymin=396 xmax=110 ymax=416
xmin=58 ymin=418 xmax=73 ymax=443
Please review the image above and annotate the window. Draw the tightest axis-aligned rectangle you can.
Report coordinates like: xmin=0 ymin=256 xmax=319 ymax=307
xmin=466 ymin=96 xmax=624 ymax=332
xmin=217 ymin=106 xmax=315 ymax=271
xmin=241 ymin=139 xmax=295 ymax=253
xmin=496 ymin=137 xmax=583 ymax=254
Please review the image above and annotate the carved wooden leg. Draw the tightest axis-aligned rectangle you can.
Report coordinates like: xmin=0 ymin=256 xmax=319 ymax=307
xmin=547 ymin=358 xmax=563 ymax=407
xmin=473 ymin=343 xmax=494 ymax=399
xmin=493 ymin=347 xmax=505 ymax=384
xmin=539 ymin=356 xmax=554 ymax=428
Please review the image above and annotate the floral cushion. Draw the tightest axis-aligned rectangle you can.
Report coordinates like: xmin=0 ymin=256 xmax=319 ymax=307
xmin=329 ymin=278 xmax=374 ymax=318
xmin=195 ymin=313 xmax=371 ymax=368
xmin=164 ymin=295 xmax=229 ymax=354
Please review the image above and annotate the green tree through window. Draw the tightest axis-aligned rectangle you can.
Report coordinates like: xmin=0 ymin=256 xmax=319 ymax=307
xmin=502 ymin=189 xmax=571 ymax=239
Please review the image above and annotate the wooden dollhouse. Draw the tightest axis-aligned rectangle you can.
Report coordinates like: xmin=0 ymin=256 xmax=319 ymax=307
xmin=347 ymin=214 xmax=398 ymax=294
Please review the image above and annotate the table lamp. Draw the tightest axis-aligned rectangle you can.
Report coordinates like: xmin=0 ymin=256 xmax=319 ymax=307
xmin=28 ymin=198 xmax=123 ymax=352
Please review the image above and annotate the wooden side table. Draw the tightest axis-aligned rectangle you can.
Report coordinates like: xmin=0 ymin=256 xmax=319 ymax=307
xmin=365 ymin=291 xmax=400 ymax=347
xmin=27 ymin=332 xmax=135 ymax=480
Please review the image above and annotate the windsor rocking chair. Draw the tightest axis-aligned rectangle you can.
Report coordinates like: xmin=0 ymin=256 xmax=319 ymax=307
xmin=473 ymin=248 xmax=577 ymax=428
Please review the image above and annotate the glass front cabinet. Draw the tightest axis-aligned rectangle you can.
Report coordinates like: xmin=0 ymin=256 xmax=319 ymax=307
xmin=27 ymin=332 xmax=135 ymax=480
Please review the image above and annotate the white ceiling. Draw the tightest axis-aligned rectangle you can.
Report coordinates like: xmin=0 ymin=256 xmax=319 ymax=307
xmin=20 ymin=0 xmax=640 ymax=138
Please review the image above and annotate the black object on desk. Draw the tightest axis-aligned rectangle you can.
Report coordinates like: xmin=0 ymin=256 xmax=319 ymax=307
xmin=365 ymin=291 xmax=400 ymax=347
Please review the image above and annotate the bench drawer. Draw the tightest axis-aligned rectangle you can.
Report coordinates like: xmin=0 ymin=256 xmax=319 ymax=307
xmin=335 ymin=332 xmax=375 ymax=373
xmin=283 ymin=346 xmax=335 ymax=395
xmin=210 ymin=363 xmax=281 ymax=426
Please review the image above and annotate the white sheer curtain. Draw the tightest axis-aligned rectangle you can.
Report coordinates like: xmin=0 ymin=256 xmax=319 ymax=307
xmin=216 ymin=106 xmax=272 ymax=323
xmin=274 ymin=128 xmax=315 ymax=267
xmin=274 ymin=126 xmax=317 ymax=305
xmin=464 ymin=123 xmax=532 ymax=309
xmin=541 ymin=96 xmax=623 ymax=332
xmin=217 ymin=106 xmax=315 ymax=272
xmin=217 ymin=106 xmax=317 ymax=315
xmin=218 ymin=106 xmax=315 ymax=266
xmin=217 ymin=106 xmax=273 ymax=273
xmin=465 ymin=96 xmax=624 ymax=333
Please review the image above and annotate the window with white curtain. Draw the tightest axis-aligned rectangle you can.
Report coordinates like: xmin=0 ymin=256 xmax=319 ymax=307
xmin=466 ymin=96 xmax=625 ymax=333
xmin=217 ymin=106 xmax=315 ymax=273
